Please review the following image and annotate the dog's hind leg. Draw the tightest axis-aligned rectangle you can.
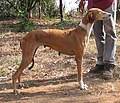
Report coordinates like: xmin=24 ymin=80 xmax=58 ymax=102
xmin=17 ymin=58 xmax=34 ymax=88
xmin=12 ymin=40 xmax=38 ymax=94
xmin=17 ymin=59 xmax=34 ymax=89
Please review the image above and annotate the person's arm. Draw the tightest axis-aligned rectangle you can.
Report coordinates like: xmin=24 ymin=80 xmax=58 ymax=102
xmin=79 ymin=0 xmax=85 ymax=12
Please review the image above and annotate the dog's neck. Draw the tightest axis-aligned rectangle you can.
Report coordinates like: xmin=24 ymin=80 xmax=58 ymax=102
xmin=79 ymin=17 xmax=94 ymax=45
xmin=79 ymin=20 xmax=94 ymax=38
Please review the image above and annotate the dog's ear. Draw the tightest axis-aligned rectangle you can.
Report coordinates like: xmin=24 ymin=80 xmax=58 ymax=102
xmin=87 ymin=11 xmax=94 ymax=23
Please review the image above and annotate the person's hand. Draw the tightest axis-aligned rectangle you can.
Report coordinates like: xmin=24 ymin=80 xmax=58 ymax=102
xmin=79 ymin=0 xmax=85 ymax=13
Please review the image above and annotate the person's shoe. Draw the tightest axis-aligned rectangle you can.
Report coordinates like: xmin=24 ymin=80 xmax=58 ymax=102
xmin=89 ymin=64 xmax=104 ymax=74
xmin=102 ymin=63 xmax=116 ymax=80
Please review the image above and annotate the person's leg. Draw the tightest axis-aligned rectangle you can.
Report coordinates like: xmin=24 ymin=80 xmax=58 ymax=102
xmin=103 ymin=1 xmax=117 ymax=64
xmin=89 ymin=20 xmax=105 ymax=74
xmin=102 ymin=1 xmax=117 ymax=79
xmin=89 ymin=1 xmax=117 ymax=76
xmin=94 ymin=20 xmax=105 ymax=65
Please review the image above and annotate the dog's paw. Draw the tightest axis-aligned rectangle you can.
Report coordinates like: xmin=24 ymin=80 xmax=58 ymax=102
xmin=80 ymin=83 xmax=88 ymax=90
xmin=79 ymin=80 xmax=88 ymax=90
xmin=13 ymin=89 xmax=20 ymax=95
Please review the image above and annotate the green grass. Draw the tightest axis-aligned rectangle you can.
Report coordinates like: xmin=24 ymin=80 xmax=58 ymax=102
xmin=37 ymin=19 xmax=79 ymax=30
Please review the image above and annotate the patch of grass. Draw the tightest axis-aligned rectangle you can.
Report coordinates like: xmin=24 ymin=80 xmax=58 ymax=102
xmin=117 ymin=31 xmax=120 ymax=36
xmin=53 ymin=20 xmax=79 ymax=29
xmin=0 ymin=67 xmax=7 ymax=77
xmin=85 ymin=37 xmax=97 ymax=54
xmin=12 ymin=22 xmax=38 ymax=32
xmin=0 ymin=55 xmax=21 ymax=77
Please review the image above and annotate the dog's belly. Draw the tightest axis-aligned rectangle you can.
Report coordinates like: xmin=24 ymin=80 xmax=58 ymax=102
xmin=48 ymin=44 xmax=75 ymax=55
xmin=55 ymin=49 xmax=75 ymax=55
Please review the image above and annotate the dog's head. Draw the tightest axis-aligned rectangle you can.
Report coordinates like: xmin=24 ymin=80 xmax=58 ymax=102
xmin=85 ymin=8 xmax=111 ymax=23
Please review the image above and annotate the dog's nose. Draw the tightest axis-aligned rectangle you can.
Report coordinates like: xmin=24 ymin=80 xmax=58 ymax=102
xmin=108 ymin=14 xmax=112 ymax=17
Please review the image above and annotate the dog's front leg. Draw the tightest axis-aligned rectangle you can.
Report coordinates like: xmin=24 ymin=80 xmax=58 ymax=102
xmin=75 ymin=55 xmax=88 ymax=90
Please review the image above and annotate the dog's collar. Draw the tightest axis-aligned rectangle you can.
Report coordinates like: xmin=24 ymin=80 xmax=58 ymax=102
xmin=79 ymin=21 xmax=87 ymax=31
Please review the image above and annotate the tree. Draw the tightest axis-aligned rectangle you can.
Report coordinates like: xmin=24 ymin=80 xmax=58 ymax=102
xmin=1 ymin=0 xmax=59 ymax=19
xmin=59 ymin=0 xmax=63 ymax=21
xmin=117 ymin=0 xmax=120 ymax=19
xmin=0 ymin=0 xmax=17 ymax=20
xmin=6 ymin=0 xmax=39 ymax=19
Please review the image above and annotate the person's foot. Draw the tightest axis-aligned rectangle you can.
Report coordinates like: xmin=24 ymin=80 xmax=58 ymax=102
xmin=89 ymin=64 xmax=104 ymax=74
xmin=102 ymin=63 xmax=116 ymax=80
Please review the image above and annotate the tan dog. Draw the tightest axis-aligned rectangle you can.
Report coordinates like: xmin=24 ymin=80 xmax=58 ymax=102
xmin=12 ymin=8 xmax=111 ymax=94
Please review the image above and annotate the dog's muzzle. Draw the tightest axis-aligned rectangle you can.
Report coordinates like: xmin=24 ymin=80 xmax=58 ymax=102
xmin=102 ymin=13 xmax=112 ymax=20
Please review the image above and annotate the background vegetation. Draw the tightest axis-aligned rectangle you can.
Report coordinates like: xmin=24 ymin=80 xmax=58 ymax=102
xmin=0 ymin=0 xmax=120 ymax=32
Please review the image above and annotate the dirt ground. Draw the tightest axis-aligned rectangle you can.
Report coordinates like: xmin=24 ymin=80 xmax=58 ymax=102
xmin=0 ymin=23 xmax=120 ymax=103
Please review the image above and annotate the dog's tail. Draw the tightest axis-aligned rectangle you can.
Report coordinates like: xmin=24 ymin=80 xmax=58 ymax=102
xmin=20 ymin=40 xmax=38 ymax=71
xmin=28 ymin=46 xmax=39 ymax=70
xmin=28 ymin=58 xmax=34 ymax=70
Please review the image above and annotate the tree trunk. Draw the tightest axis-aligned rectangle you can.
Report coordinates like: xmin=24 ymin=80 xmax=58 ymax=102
xmin=38 ymin=0 xmax=41 ymax=19
xmin=59 ymin=0 xmax=63 ymax=21
xmin=117 ymin=0 xmax=120 ymax=20
xmin=29 ymin=10 xmax=33 ymax=18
